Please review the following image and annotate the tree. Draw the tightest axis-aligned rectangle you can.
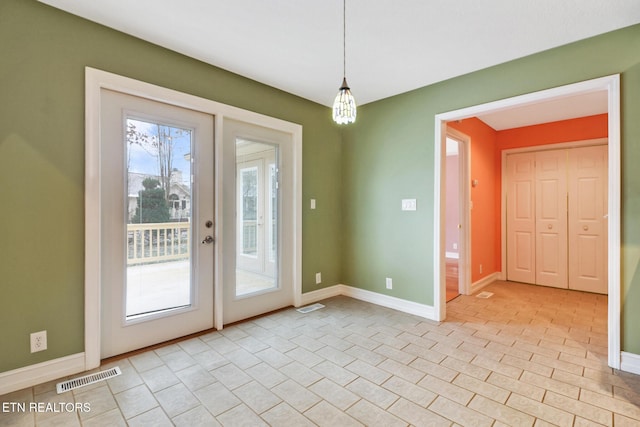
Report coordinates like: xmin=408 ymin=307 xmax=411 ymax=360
xmin=131 ymin=178 xmax=170 ymax=223
xmin=127 ymin=121 xmax=187 ymax=200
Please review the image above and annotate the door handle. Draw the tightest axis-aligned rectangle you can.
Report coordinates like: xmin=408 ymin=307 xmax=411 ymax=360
xmin=202 ymin=235 xmax=215 ymax=244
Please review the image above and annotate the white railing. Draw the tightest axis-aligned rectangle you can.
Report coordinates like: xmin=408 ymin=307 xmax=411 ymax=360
xmin=242 ymin=220 xmax=257 ymax=254
xmin=127 ymin=222 xmax=190 ymax=265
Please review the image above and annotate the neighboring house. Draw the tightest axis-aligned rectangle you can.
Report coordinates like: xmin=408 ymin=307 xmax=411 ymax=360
xmin=127 ymin=169 xmax=191 ymax=222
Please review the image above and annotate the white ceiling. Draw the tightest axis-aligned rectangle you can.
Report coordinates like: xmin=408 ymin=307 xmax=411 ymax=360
xmin=39 ymin=0 xmax=640 ymax=128
xmin=477 ymin=90 xmax=609 ymax=130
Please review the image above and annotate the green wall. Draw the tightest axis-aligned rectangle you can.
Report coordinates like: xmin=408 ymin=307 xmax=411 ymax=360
xmin=342 ymin=24 xmax=640 ymax=352
xmin=0 ymin=0 xmax=342 ymax=372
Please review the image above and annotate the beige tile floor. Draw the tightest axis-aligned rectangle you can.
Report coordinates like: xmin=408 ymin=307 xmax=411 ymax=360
xmin=2 ymin=280 xmax=640 ymax=426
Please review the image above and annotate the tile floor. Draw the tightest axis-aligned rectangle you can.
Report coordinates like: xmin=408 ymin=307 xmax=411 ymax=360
xmin=2 ymin=280 xmax=640 ymax=426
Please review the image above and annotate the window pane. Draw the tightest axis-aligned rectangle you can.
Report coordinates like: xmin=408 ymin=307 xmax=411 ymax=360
xmin=235 ymin=139 xmax=278 ymax=297
xmin=125 ymin=118 xmax=193 ymax=318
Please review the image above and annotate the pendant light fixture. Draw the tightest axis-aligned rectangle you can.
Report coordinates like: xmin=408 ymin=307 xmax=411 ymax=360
xmin=332 ymin=0 xmax=356 ymax=124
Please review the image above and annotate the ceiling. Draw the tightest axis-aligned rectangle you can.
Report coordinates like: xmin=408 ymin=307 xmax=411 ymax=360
xmin=39 ymin=0 xmax=640 ymax=128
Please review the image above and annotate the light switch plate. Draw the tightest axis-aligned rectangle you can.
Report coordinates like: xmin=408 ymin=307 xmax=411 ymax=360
xmin=401 ymin=199 xmax=417 ymax=211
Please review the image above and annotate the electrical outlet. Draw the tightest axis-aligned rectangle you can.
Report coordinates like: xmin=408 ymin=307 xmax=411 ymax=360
xmin=453 ymin=243 xmax=458 ymax=250
xmin=386 ymin=277 xmax=393 ymax=289
xmin=30 ymin=330 xmax=47 ymax=353
xmin=315 ymin=272 xmax=322 ymax=284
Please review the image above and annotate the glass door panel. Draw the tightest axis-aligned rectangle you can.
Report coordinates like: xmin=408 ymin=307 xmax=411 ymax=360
xmin=126 ymin=119 xmax=193 ymax=319
xmin=235 ymin=139 xmax=278 ymax=297
xmin=222 ymin=118 xmax=296 ymax=325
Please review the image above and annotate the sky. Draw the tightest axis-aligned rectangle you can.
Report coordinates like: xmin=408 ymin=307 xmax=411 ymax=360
xmin=127 ymin=118 xmax=192 ymax=184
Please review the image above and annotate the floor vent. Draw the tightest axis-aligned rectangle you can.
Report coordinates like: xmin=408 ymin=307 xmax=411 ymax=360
xmin=476 ymin=291 xmax=494 ymax=299
xmin=296 ymin=303 xmax=325 ymax=314
xmin=56 ymin=367 xmax=122 ymax=394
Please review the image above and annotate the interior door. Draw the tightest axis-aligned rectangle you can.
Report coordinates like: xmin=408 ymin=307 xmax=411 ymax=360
xmin=100 ymin=89 xmax=214 ymax=358
xmin=568 ymin=145 xmax=608 ymax=293
xmin=535 ymin=149 xmax=568 ymax=288
xmin=223 ymin=119 xmax=294 ymax=324
xmin=506 ymin=152 xmax=536 ymax=284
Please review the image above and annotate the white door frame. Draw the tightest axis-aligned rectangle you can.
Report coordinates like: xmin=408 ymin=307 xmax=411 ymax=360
xmin=445 ymin=128 xmax=471 ymax=296
xmin=84 ymin=67 xmax=302 ymax=370
xmin=433 ymin=74 xmax=621 ymax=369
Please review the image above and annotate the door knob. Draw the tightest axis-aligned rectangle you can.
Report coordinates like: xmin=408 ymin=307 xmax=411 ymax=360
xmin=202 ymin=235 xmax=215 ymax=244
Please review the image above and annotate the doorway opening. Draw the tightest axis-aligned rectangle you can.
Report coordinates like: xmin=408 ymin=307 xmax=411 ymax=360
xmin=444 ymin=129 xmax=471 ymax=302
xmin=434 ymin=74 xmax=621 ymax=369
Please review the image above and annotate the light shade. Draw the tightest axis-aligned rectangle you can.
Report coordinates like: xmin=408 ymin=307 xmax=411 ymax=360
xmin=332 ymin=77 xmax=357 ymax=124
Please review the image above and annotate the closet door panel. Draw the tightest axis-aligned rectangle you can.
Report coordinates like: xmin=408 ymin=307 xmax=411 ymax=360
xmin=506 ymin=153 xmax=536 ymax=284
xmin=568 ymin=145 xmax=608 ymax=294
xmin=535 ymin=150 xmax=568 ymax=288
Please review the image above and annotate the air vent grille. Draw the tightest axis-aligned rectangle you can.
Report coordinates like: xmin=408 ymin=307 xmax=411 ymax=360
xmin=476 ymin=291 xmax=494 ymax=299
xmin=296 ymin=303 xmax=325 ymax=314
xmin=56 ymin=366 xmax=122 ymax=394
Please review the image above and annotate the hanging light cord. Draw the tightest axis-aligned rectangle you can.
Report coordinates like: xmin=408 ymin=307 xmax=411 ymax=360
xmin=342 ymin=0 xmax=346 ymax=80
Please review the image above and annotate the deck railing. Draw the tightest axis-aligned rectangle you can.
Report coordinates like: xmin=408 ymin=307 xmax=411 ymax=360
xmin=242 ymin=220 xmax=257 ymax=255
xmin=127 ymin=222 xmax=190 ymax=265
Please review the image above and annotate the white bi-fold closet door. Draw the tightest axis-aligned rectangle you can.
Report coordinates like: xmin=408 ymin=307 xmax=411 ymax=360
xmin=506 ymin=144 xmax=608 ymax=294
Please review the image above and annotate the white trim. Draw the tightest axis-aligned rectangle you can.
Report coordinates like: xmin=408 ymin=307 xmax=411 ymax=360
xmin=292 ymin=125 xmax=303 ymax=309
xmin=470 ymin=272 xmax=500 ymax=295
xmin=621 ymin=352 xmax=640 ymax=375
xmin=301 ymin=285 xmax=437 ymax=321
xmin=300 ymin=285 xmax=344 ymax=306
xmin=85 ymin=67 xmax=302 ymax=365
xmin=606 ymin=75 xmax=622 ymax=370
xmin=343 ymin=286 xmax=436 ymax=319
xmin=214 ymin=114 xmax=225 ymax=330
xmin=433 ymin=118 xmax=445 ymax=321
xmin=445 ymin=252 xmax=459 ymax=259
xmin=0 ymin=353 xmax=86 ymax=395
xmin=434 ymin=74 xmax=621 ymax=369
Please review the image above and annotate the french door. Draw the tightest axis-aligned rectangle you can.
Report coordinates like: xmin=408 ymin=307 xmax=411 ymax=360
xmin=222 ymin=119 xmax=294 ymax=324
xmin=100 ymin=89 xmax=214 ymax=358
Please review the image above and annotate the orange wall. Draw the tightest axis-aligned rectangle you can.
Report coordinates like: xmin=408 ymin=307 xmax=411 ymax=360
xmin=448 ymin=113 xmax=607 ymax=285
xmin=448 ymin=118 xmax=498 ymax=283
xmin=496 ymin=113 xmax=608 ymax=149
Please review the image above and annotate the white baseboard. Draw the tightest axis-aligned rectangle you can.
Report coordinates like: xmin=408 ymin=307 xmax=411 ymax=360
xmin=621 ymin=351 xmax=640 ymax=375
xmin=0 ymin=353 xmax=86 ymax=395
xmin=470 ymin=272 xmax=500 ymax=295
xmin=301 ymin=284 xmax=437 ymax=321
xmin=300 ymin=285 xmax=344 ymax=306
